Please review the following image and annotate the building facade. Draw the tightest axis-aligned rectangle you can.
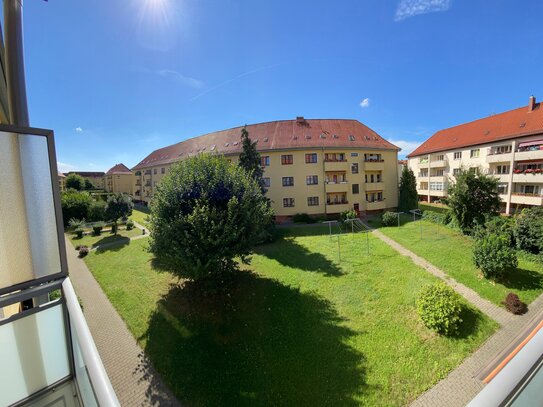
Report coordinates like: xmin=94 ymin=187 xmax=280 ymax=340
xmin=132 ymin=118 xmax=400 ymax=220
xmin=103 ymin=163 xmax=133 ymax=195
xmin=408 ymin=96 xmax=543 ymax=214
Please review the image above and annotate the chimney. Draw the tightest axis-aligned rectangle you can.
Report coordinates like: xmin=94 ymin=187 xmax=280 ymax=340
xmin=528 ymin=95 xmax=536 ymax=112
xmin=296 ymin=116 xmax=305 ymax=123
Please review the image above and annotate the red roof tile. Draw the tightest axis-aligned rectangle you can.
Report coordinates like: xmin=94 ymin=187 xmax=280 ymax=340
xmin=133 ymin=118 xmax=399 ymax=170
xmin=409 ymin=100 xmax=543 ymax=157
xmin=106 ymin=163 xmax=132 ymax=175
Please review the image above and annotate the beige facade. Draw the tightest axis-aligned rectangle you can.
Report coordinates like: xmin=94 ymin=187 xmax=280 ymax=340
xmin=104 ymin=163 xmax=134 ymax=195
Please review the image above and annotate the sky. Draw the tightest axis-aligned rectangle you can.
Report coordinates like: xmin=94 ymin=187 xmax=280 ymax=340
xmin=21 ymin=0 xmax=543 ymax=171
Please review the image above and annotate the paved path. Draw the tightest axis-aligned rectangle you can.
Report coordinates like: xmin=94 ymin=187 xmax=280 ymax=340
xmin=65 ymin=239 xmax=181 ymax=406
xmin=360 ymin=222 xmax=543 ymax=406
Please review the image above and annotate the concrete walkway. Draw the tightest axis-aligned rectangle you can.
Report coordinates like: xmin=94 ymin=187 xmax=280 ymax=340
xmin=65 ymin=239 xmax=181 ymax=406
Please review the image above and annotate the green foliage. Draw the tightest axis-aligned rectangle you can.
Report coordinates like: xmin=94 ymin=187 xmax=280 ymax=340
xmin=473 ymin=232 xmax=518 ymax=279
xmin=75 ymin=228 xmax=84 ymax=239
xmin=61 ymin=190 xmax=92 ymax=226
xmin=514 ymin=207 xmax=543 ymax=254
xmin=483 ymin=216 xmax=516 ymax=247
xmin=422 ymin=210 xmax=448 ymax=224
xmin=68 ymin=218 xmax=85 ymax=229
xmin=340 ymin=209 xmax=357 ymax=223
xmin=92 ymin=222 xmax=105 ymax=236
xmin=78 ymin=246 xmax=89 ymax=258
xmin=447 ymin=168 xmax=500 ymax=233
xmin=105 ymin=193 xmax=133 ymax=235
xmin=126 ymin=219 xmax=135 ymax=230
xmin=238 ymin=126 xmax=265 ymax=192
xmin=418 ymin=203 xmax=450 ymax=214
xmin=88 ymin=200 xmax=107 ymax=222
xmin=292 ymin=213 xmax=317 ymax=223
xmin=416 ymin=283 xmax=463 ymax=336
xmin=84 ymin=178 xmax=95 ymax=190
xmin=502 ymin=293 xmax=527 ymax=315
xmin=65 ymin=173 xmax=85 ymax=191
xmin=398 ymin=166 xmax=418 ymax=211
xmin=149 ymin=154 xmax=273 ymax=283
xmin=381 ymin=211 xmax=397 ymax=227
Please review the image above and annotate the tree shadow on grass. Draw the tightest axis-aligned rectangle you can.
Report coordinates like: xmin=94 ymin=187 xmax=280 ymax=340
xmin=498 ymin=268 xmax=543 ymax=292
xmin=93 ymin=236 xmax=131 ymax=253
xmin=455 ymin=305 xmax=490 ymax=340
xmin=139 ymin=271 xmax=368 ymax=406
xmin=256 ymin=237 xmax=343 ymax=276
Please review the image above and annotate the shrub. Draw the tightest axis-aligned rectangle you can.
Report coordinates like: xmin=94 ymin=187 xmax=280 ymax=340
xmin=68 ymin=218 xmax=85 ymax=230
xmin=126 ymin=219 xmax=135 ymax=230
xmin=105 ymin=194 xmax=133 ymax=235
xmin=292 ymin=213 xmax=317 ymax=223
xmin=422 ymin=210 xmax=446 ymax=224
xmin=514 ymin=207 xmax=543 ymax=254
xmin=473 ymin=232 xmax=518 ymax=279
xmin=416 ymin=283 xmax=463 ymax=335
xmin=381 ymin=211 xmax=397 ymax=227
xmin=502 ymin=293 xmax=527 ymax=315
xmin=65 ymin=173 xmax=85 ymax=191
xmin=61 ymin=190 xmax=92 ymax=226
xmin=484 ymin=216 xmax=516 ymax=247
xmin=92 ymin=222 xmax=105 ymax=236
xmin=74 ymin=228 xmax=84 ymax=239
xmin=78 ymin=246 xmax=89 ymax=258
xmin=340 ymin=209 xmax=357 ymax=223
xmin=88 ymin=200 xmax=107 ymax=222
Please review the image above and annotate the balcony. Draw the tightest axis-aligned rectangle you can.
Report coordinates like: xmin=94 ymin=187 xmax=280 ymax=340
xmin=324 ymin=160 xmax=348 ymax=171
xmin=364 ymin=160 xmax=385 ymax=171
xmin=429 ymin=189 xmax=447 ymax=197
xmin=486 ymin=151 xmax=513 ymax=163
xmin=510 ymin=193 xmax=543 ymax=206
xmin=418 ymin=189 xmax=429 ymax=195
xmin=366 ymin=200 xmax=386 ymax=211
xmin=326 ymin=202 xmax=350 ymax=213
xmin=365 ymin=182 xmax=384 ymax=191
xmin=429 ymin=175 xmax=447 ymax=182
xmin=325 ymin=181 xmax=349 ymax=193
xmin=429 ymin=159 xmax=447 ymax=168
xmin=417 ymin=173 xmax=429 ymax=178
xmin=512 ymin=172 xmax=543 ymax=183
xmin=417 ymin=159 xmax=429 ymax=168
xmin=489 ymin=173 xmax=511 ymax=183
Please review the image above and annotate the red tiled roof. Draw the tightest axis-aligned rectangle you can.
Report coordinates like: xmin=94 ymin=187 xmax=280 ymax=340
xmin=106 ymin=163 xmax=132 ymax=175
xmin=409 ymin=100 xmax=543 ymax=158
xmin=58 ymin=171 xmax=66 ymax=178
xmin=133 ymin=118 xmax=399 ymax=170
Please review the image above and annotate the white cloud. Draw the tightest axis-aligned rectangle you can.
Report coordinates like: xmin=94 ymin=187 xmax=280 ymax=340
xmin=57 ymin=161 xmax=76 ymax=173
xmin=388 ymin=139 xmax=422 ymax=156
xmin=75 ymin=127 xmax=83 ymax=132
xmin=155 ymin=69 xmax=204 ymax=89
xmin=359 ymin=98 xmax=370 ymax=108
xmin=394 ymin=0 xmax=451 ymax=21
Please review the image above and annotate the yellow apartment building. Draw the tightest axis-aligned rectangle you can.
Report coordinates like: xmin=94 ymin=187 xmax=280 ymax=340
xmin=58 ymin=171 xmax=66 ymax=191
xmin=103 ymin=163 xmax=134 ymax=195
xmin=132 ymin=118 xmax=400 ymax=221
xmin=408 ymin=96 xmax=543 ymax=214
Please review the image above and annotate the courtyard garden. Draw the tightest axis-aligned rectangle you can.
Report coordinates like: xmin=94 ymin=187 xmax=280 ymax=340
xmin=83 ymin=225 xmax=498 ymax=406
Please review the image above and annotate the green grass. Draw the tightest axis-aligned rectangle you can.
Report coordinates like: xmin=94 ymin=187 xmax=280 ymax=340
xmin=130 ymin=206 xmax=151 ymax=227
xmin=369 ymin=215 xmax=543 ymax=306
xmin=84 ymin=227 xmax=497 ymax=406
xmin=68 ymin=226 xmax=143 ymax=249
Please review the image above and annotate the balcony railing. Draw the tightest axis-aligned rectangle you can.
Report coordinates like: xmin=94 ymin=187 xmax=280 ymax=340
xmin=327 ymin=200 xmax=348 ymax=205
xmin=364 ymin=158 xmax=384 ymax=162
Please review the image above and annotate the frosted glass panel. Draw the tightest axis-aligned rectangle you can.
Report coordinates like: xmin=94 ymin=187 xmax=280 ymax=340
xmin=0 ymin=131 xmax=61 ymax=289
xmin=71 ymin=323 xmax=99 ymax=407
xmin=0 ymin=305 xmax=70 ymax=406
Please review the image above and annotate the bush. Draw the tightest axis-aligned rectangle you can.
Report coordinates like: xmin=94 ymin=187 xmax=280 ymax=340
xmin=92 ymin=222 xmax=105 ymax=236
xmin=292 ymin=213 xmax=317 ymax=223
xmin=78 ymin=246 xmax=89 ymax=258
xmin=416 ymin=283 xmax=463 ymax=336
xmin=126 ymin=219 xmax=135 ymax=230
xmin=74 ymin=228 xmax=84 ymax=239
xmin=473 ymin=232 xmax=518 ymax=279
xmin=68 ymin=218 xmax=85 ymax=230
xmin=422 ymin=210 xmax=446 ymax=224
xmin=502 ymin=293 xmax=527 ymax=315
xmin=105 ymin=193 xmax=134 ymax=235
xmin=65 ymin=173 xmax=85 ymax=191
xmin=340 ymin=209 xmax=357 ymax=223
xmin=381 ymin=211 xmax=397 ymax=227
xmin=514 ymin=207 xmax=543 ymax=254
xmin=483 ymin=216 xmax=516 ymax=247
xmin=88 ymin=200 xmax=107 ymax=222
xmin=149 ymin=154 xmax=273 ymax=284
xmin=61 ymin=190 xmax=92 ymax=226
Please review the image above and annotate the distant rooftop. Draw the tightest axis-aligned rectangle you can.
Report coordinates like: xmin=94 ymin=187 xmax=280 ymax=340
xmin=106 ymin=163 xmax=132 ymax=175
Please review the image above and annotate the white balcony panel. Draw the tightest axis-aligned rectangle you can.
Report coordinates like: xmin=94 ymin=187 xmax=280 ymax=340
xmin=486 ymin=152 xmax=513 ymax=163
xmin=515 ymin=149 xmax=543 ymax=161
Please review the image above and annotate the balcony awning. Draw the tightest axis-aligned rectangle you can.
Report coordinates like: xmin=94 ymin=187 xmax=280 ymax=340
xmin=518 ymin=140 xmax=543 ymax=148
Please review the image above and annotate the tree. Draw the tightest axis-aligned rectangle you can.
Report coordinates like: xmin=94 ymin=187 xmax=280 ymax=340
xmin=84 ymin=178 xmax=95 ymax=190
xmin=105 ymin=193 xmax=133 ymax=235
xmin=447 ymin=168 xmax=500 ymax=233
xmin=398 ymin=166 xmax=418 ymax=211
xmin=514 ymin=207 xmax=543 ymax=254
xmin=149 ymin=154 xmax=273 ymax=284
xmin=60 ymin=190 xmax=92 ymax=226
xmin=473 ymin=232 xmax=517 ymax=279
xmin=238 ymin=126 xmax=265 ymax=192
xmin=65 ymin=173 xmax=85 ymax=191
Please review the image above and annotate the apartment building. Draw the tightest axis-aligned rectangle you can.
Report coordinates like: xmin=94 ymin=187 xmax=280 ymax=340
xmin=66 ymin=171 xmax=106 ymax=189
xmin=58 ymin=171 xmax=66 ymax=191
xmin=103 ymin=163 xmax=133 ymax=195
xmin=132 ymin=118 xmax=400 ymax=220
xmin=408 ymin=96 xmax=543 ymax=214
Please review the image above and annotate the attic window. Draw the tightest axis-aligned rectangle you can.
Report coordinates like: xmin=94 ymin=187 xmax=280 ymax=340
xmin=373 ymin=136 xmax=378 ymax=141
xmin=364 ymin=135 xmax=370 ymax=140
xmin=349 ymin=135 xmax=355 ymax=141
xmin=233 ymin=141 xmax=239 ymax=146
xmin=224 ymin=142 xmax=229 ymax=147
xmin=320 ymin=133 xmax=326 ymax=139
xmin=484 ymin=130 xmax=490 ymax=135
xmin=210 ymin=145 xmax=216 ymax=151
xmin=202 ymin=147 xmax=206 ymax=151
xmin=332 ymin=134 xmax=339 ymax=139
xmin=293 ymin=135 xmax=298 ymax=140
xmin=305 ymin=134 xmax=311 ymax=139
xmin=263 ymin=137 xmax=268 ymax=142
xmin=520 ymin=122 xmax=526 ymax=128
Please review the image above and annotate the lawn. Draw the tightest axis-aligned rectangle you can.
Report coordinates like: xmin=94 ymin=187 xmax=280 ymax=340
xmin=68 ymin=226 xmax=143 ymax=249
xmin=369 ymin=215 xmax=543 ymax=306
xmin=84 ymin=226 xmax=497 ymax=406
xmin=130 ymin=205 xmax=151 ymax=227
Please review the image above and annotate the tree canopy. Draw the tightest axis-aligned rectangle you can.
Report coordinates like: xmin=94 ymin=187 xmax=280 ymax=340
xmin=105 ymin=193 xmax=133 ymax=234
xmin=447 ymin=168 xmax=500 ymax=233
xmin=238 ymin=126 xmax=265 ymax=192
xmin=65 ymin=173 xmax=85 ymax=191
xmin=149 ymin=154 xmax=273 ymax=283
xmin=398 ymin=166 xmax=418 ymax=212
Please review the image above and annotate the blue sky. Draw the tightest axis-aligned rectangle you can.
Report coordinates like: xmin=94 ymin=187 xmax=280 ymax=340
xmin=23 ymin=0 xmax=543 ymax=171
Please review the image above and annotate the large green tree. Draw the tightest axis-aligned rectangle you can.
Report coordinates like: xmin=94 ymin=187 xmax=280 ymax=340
xmin=149 ymin=154 xmax=273 ymax=284
xmin=60 ymin=190 xmax=92 ymax=225
xmin=105 ymin=193 xmax=133 ymax=235
xmin=398 ymin=166 xmax=418 ymax=212
xmin=447 ymin=168 xmax=500 ymax=233
xmin=238 ymin=126 xmax=265 ymax=192
xmin=65 ymin=173 xmax=85 ymax=191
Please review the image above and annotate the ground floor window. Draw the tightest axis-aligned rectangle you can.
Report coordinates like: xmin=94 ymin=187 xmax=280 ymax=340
xmin=283 ymin=198 xmax=295 ymax=207
xmin=429 ymin=182 xmax=444 ymax=191
xmin=307 ymin=196 xmax=319 ymax=206
xmin=352 ymin=184 xmax=359 ymax=194
xmin=497 ymin=183 xmax=508 ymax=195
xmin=263 ymin=177 xmax=271 ymax=187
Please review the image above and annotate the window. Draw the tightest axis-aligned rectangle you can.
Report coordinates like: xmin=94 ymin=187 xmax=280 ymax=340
xmin=469 ymin=167 xmax=480 ymax=174
xmin=520 ymin=185 xmax=540 ymax=195
xmin=281 ymin=154 xmax=293 ymax=165
xmin=351 ymin=152 xmax=358 ymax=157
xmin=282 ymin=176 xmax=294 ymax=187
xmin=376 ymin=173 xmax=382 ymax=182
xmin=351 ymin=163 xmax=359 ymax=174
xmin=453 ymin=168 xmax=461 ymax=176
xmin=153 ymin=181 xmax=158 ymax=187
xmin=365 ymin=153 xmax=382 ymax=162
xmin=261 ymin=156 xmax=270 ymax=166
xmin=161 ymin=167 xmax=165 ymax=174
xmin=454 ymin=151 xmax=462 ymax=160
xmin=307 ymin=196 xmax=319 ymax=206
xmin=435 ymin=169 xmax=444 ymax=176
xmin=283 ymin=198 xmax=295 ymax=207
xmin=429 ymin=182 xmax=444 ymax=191
xmin=470 ymin=149 xmax=480 ymax=158
xmin=324 ymin=153 xmax=345 ymax=161
xmin=263 ymin=177 xmax=271 ymax=188
xmin=370 ymin=174 xmax=375 ymax=183
xmin=435 ymin=154 xmax=445 ymax=161
xmin=494 ymin=145 xmax=512 ymax=154
xmin=305 ymin=153 xmax=318 ymax=163
xmin=352 ymin=184 xmax=359 ymax=194
xmin=153 ymin=168 xmax=157 ymax=174
xmin=497 ymin=183 xmax=508 ymax=195
xmin=496 ymin=165 xmax=510 ymax=174
xmin=306 ymin=175 xmax=318 ymax=185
